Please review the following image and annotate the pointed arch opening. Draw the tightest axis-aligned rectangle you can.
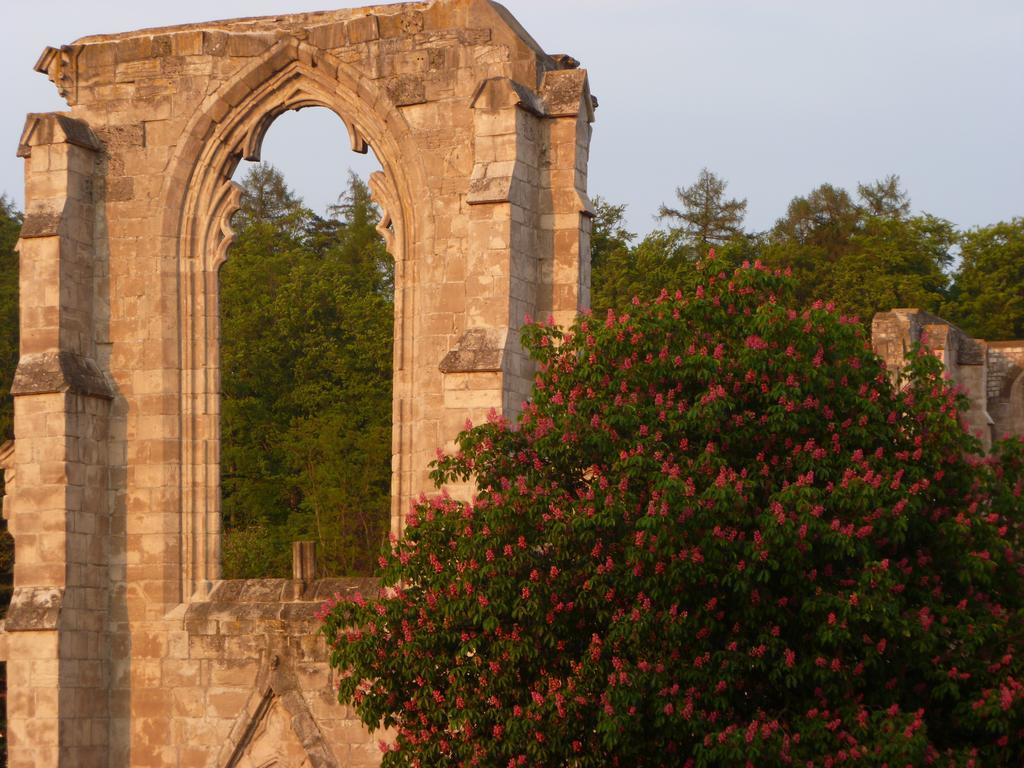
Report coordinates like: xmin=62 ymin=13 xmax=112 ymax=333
xmin=162 ymin=40 xmax=421 ymax=600
xmin=219 ymin=106 xmax=393 ymax=578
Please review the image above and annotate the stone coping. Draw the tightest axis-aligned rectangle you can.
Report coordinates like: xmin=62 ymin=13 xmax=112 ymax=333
xmin=183 ymin=577 xmax=381 ymax=632
xmin=69 ymin=3 xmax=432 ymax=44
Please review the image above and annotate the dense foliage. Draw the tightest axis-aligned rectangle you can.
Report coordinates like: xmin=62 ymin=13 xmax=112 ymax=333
xmin=323 ymin=255 xmax=1024 ymax=766
xmin=0 ymin=195 xmax=18 ymax=602
xmin=0 ymin=194 xmax=18 ymax=766
xmin=219 ymin=165 xmax=393 ymax=578
xmin=944 ymin=219 xmax=1024 ymax=340
xmin=0 ymin=164 xmax=1020 ymax=584
xmin=591 ymin=171 xmax=1023 ymax=340
xmin=0 ymin=195 xmax=20 ymax=443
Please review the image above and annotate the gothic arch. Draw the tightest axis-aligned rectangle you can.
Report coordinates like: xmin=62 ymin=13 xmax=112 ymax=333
xmin=159 ymin=39 xmax=427 ymax=599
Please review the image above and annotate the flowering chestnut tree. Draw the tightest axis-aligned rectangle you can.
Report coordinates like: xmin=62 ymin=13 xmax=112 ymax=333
xmin=322 ymin=255 xmax=1024 ymax=766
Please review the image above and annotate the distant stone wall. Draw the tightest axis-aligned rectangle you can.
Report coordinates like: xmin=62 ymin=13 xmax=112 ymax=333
xmin=986 ymin=342 xmax=1024 ymax=440
xmin=872 ymin=308 xmax=1024 ymax=449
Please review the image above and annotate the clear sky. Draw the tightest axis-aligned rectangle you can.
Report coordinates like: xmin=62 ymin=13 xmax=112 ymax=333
xmin=2 ymin=0 xmax=1021 ymax=235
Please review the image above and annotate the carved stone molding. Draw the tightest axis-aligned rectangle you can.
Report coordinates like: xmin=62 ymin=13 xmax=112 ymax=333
xmin=33 ymin=46 xmax=80 ymax=105
xmin=4 ymin=586 xmax=64 ymax=631
xmin=219 ymin=664 xmax=338 ymax=768
xmin=439 ymin=328 xmax=507 ymax=374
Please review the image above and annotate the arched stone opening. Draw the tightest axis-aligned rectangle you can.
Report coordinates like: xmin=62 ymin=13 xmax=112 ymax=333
xmin=160 ymin=41 xmax=422 ymax=600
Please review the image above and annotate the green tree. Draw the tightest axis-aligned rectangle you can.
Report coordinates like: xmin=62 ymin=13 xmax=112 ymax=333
xmin=220 ymin=165 xmax=392 ymax=578
xmin=589 ymin=196 xmax=634 ymax=276
xmin=763 ymin=183 xmax=861 ymax=305
xmin=764 ymin=176 xmax=956 ymax=323
xmin=591 ymin=227 xmax=696 ymax=313
xmin=945 ymin=219 xmax=1024 ymax=340
xmin=323 ymin=255 xmax=1024 ymax=766
xmin=220 ymin=168 xmax=308 ymax=559
xmin=832 ymin=213 xmax=955 ymax=322
xmin=591 ymin=170 xmax=752 ymax=313
xmin=658 ymin=167 xmax=747 ymax=249
xmin=0 ymin=194 xmax=21 ymax=441
xmin=233 ymin=161 xmax=307 ymax=231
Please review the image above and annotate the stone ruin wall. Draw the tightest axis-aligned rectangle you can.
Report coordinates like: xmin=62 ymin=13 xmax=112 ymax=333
xmin=985 ymin=341 xmax=1024 ymax=440
xmin=0 ymin=1 xmax=595 ymax=765
xmin=871 ymin=308 xmax=1024 ymax=449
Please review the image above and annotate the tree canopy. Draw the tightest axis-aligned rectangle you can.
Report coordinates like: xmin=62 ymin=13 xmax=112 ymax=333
xmin=944 ymin=219 xmax=1024 ymax=340
xmin=219 ymin=164 xmax=393 ymax=578
xmin=591 ymin=171 xmax=1020 ymax=338
xmin=0 ymin=164 xmax=1020 ymax=592
xmin=323 ymin=255 xmax=1024 ymax=766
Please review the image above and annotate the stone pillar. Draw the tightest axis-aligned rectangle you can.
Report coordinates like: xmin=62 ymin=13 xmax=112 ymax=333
xmin=4 ymin=113 xmax=112 ymax=768
xmin=446 ymin=70 xmax=594 ymax=437
xmin=539 ymin=68 xmax=595 ymax=330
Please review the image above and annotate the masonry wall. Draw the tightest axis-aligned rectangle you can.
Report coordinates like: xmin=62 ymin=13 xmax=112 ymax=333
xmin=987 ymin=342 xmax=1024 ymax=439
xmin=2 ymin=1 xmax=595 ymax=765
xmin=871 ymin=308 xmax=1024 ymax=450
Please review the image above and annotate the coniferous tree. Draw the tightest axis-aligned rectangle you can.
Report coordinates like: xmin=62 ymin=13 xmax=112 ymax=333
xmin=657 ymin=167 xmax=747 ymax=249
xmin=591 ymin=171 xmax=750 ymax=312
xmin=857 ymin=174 xmax=911 ymax=219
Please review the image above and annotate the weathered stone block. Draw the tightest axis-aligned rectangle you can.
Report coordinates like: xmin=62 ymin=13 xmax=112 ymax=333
xmin=347 ymin=15 xmax=379 ymax=44
xmin=5 ymin=588 xmax=63 ymax=630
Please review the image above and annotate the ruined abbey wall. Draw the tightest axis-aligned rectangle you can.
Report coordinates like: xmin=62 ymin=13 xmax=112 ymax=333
xmin=0 ymin=2 xmax=594 ymax=765
xmin=872 ymin=308 xmax=1024 ymax=449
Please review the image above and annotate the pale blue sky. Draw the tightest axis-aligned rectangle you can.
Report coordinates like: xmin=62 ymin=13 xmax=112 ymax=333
xmin=2 ymin=0 xmax=1021 ymax=235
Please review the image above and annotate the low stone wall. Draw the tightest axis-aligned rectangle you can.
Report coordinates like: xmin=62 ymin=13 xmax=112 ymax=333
xmin=166 ymin=577 xmax=382 ymax=768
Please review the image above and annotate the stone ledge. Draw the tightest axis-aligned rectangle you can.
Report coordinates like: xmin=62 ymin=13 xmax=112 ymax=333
xmin=205 ymin=577 xmax=379 ymax=604
xmin=184 ymin=577 xmax=381 ymax=634
xmin=12 ymin=351 xmax=114 ymax=399
xmin=439 ymin=327 xmax=506 ymax=373
xmin=19 ymin=211 xmax=64 ymax=239
xmin=3 ymin=586 xmax=63 ymax=631
xmin=17 ymin=113 xmax=100 ymax=158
